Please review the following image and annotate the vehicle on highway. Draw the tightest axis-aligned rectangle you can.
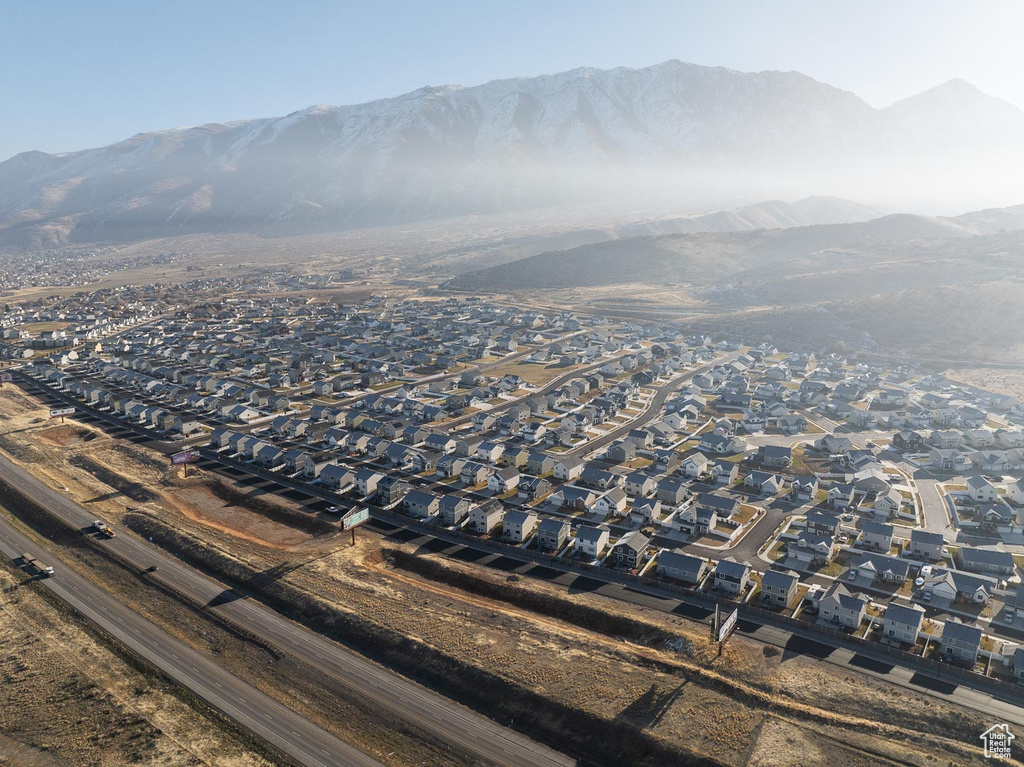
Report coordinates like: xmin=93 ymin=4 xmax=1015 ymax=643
xmin=92 ymin=519 xmax=115 ymax=537
xmin=21 ymin=553 xmax=54 ymax=577
xmin=326 ymin=505 xmax=341 ymax=513
xmin=145 ymin=565 xmax=159 ymax=573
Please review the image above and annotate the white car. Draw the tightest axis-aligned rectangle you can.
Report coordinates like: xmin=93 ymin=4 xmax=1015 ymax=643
xmin=326 ymin=505 xmax=340 ymax=514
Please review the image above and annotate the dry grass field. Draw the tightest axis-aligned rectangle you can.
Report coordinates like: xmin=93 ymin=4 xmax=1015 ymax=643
xmin=0 ymin=562 xmax=269 ymax=767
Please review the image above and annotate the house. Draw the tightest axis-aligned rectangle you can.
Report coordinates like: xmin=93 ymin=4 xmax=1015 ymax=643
xmin=424 ymin=433 xmax=457 ymax=454
xmin=625 ymin=471 xmax=657 ymax=498
xmin=525 ymin=452 xmax=555 ymax=476
xmin=939 ymin=620 xmax=983 ymax=664
xmin=559 ymin=485 xmax=598 ymax=510
xmin=680 ymin=453 xmax=710 ymax=478
xmin=376 ymin=476 xmax=409 ymax=506
xmin=697 ymin=493 xmax=739 ymax=519
xmin=699 ymin=432 xmax=746 ymax=455
xmin=760 ymin=569 xmax=799 ymax=608
xmin=467 ymin=500 xmax=505 ymax=534
xmin=460 ymin=461 xmax=492 ymax=486
xmin=456 ymin=436 xmax=483 ymax=457
xmin=908 ymin=529 xmax=945 ymax=561
xmin=850 ymin=552 xmax=909 ymax=583
xmin=827 ymin=484 xmax=856 ymax=510
xmin=605 ymin=440 xmax=637 ymax=463
xmin=778 ymin=414 xmax=808 ymax=435
xmin=882 ymin=603 xmax=925 ymax=645
xmin=858 ymin=521 xmax=894 ymax=552
xmin=579 ymin=466 xmax=621 ymax=490
xmin=1013 ymin=647 xmax=1024 ymax=683
xmin=793 ymin=532 xmax=836 ymax=566
xmin=709 ymin=460 xmax=739 ymax=485
xmin=517 ymin=475 xmax=552 ymax=501
xmin=612 ymin=530 xmax=650 ymax=569
xmin=1007 ymin=478 xmax=1024 ymax=505
xmin=815 ymin=434 xmax=854 ymax=456
xmin=476 ymin=441 xmax=504 ymax=464
xmin=954 ymin=547 xmax=1015 ymax=577
xmin=656 ymin=478 xmax=690 ymax=506
xmin=790 ymin=476 xmax=819 ymax=502
xmin=923 ymin=568 xmax=992 ymax=605
xmin=929 ymin=430 xmax=963 ymax=449
xmin=967 ymin=475 xmax=1000 ymax=504
xmin=713 ymin=558 xmax=751 ymax=596
xmin=674 ymin=504 xmax=717 ymax=536
xmin=488 ymin=466 xmax=521 ymax=494
xmin=873 ymin=488 xmax=904 ymax=518
xmin=435 ymin=455 xmax=467 ymax=479
xmin=438 ymin=495 xmax=471 ymax=527
xmin=355 ymin=468 xmax=385 ymax=498
xmin=930 ymin=448 xmax=969 ymax=472
xmin=536 ymin=518 xmax=571 ymax=552
xmin=818 ymin=582 xmax=867 ymax=629
xmin=319 ymin=464 xmax=355 ymax=492
xmin=593 ymin=487 xmax=628 ymax=518
xmin=759 ymin=445 xmax=792 ymax=468
xmin=744 ymin=471 xmax=784 ymax=495
xmin=630 ymin=497 xmax=662 ymax=522
xmin=575 ymin=525 xmax=610 ymax=559
xmin=502 ymin=509 xmax=538 ymax=543
xmin=893 ymin=430 xmax=925 ymax=451
xmin=553 ymin=457 xmax=584 ymax=482
xmin=1012 ymin=587 xmax=1024 ymax=620
xmin=657 ymin=550 xmax=708 ymax=584
xmin=403 ymin=490 xmax=440 ymax=519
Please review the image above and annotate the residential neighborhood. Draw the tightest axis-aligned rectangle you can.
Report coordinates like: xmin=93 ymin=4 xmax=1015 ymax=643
xmin=15 ymin=292 xmax=1024 ymax=689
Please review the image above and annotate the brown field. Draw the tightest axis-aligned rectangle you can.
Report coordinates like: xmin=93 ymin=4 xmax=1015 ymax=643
xmin=944 ymin=367 xmax=1024 ymax=401
xmin=0 ymin=561 xmax=269 ymax=767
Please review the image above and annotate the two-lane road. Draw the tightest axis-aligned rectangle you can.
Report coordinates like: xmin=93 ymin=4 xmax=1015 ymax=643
xmin=0 ymin=454 xmax=574 ymax=767
xmin=0 ymin=513 xmax=383 ymax=767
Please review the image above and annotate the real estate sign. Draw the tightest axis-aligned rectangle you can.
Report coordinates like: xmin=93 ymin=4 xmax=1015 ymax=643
xmin=716 ymin=608 xmax=739 ymax=643
xmin=170 ymin=449 xmax=201 ymax=465
xmin=49 ymin=407 xmax=76 ymax=418
xmin=342 ymin=507 xmax=370 ymax=530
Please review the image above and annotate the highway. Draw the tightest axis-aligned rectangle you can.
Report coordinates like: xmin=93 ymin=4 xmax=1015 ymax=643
xmin=0 ymin=455 xmax=575 ymax=767
xmin=0 ymin=513 xmax=383 ymax=767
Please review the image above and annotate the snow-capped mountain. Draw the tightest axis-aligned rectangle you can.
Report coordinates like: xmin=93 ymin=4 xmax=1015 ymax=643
xmin=1 ymin=60 xmax=1021 ymax=247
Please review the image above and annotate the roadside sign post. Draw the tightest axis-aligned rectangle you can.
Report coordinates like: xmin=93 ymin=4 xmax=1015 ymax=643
xmin=341 ymin=507 xmax=370 ymax=545
xmin=49 ymin=406 xmax=75 ymax=423
xmin=715 ymin=607 xmax=739 ymax=656
xmin=170 ymin=448 xmax=200 ymax=478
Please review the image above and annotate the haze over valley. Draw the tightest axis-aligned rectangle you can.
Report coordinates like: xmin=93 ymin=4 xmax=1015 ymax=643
xmin=4 ymin=7 xmax=1024 ymax=765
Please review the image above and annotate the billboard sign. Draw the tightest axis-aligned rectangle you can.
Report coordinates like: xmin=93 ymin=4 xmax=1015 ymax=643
xmin=716 ymin=608 xmax=739 ymax=643
xmin=342 ymin=507 xmax=370 ymax=530
xmin=49 ymin=407 xmax=76 ymax=418
xmin=170 ymin=449 xmax=201 ymax=465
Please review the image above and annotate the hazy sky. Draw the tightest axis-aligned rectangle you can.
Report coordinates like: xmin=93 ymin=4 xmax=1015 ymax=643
xmin=2 ymin=0 xmax=1022 ymax=162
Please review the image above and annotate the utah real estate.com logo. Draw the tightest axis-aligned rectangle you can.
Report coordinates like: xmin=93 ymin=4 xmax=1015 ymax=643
xmin=981 ymin=724 xmax=1014 ymax=759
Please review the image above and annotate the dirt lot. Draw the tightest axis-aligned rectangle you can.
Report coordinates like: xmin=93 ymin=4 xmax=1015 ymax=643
xmin=0 ymin=384 xmax=327 ymax=553
xmin=944 ymin=367 xmax=1024 ymax=401
xmin=0 ymin=562 xmax=268 ymax=767
xmin=0 ymin=381 xmax=1005 ymax=765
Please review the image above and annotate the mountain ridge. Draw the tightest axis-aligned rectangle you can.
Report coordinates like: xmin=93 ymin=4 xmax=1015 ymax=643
xmin=1 ymin=59 xmax=1021 ymax=249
